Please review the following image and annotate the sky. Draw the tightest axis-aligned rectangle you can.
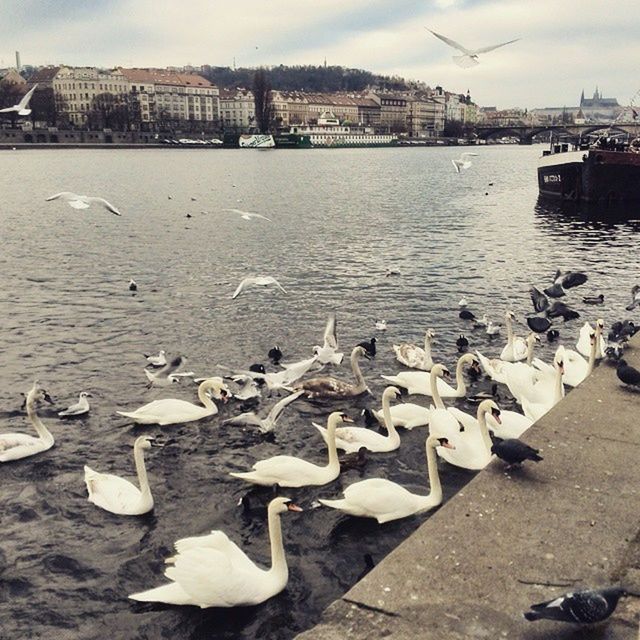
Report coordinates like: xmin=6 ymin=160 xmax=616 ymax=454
xmin=1 ymin=0 xmax=638 ymax=109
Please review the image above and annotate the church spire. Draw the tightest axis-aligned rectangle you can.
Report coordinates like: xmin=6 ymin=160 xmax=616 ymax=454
xmin=580 ymin=89 xmax=584 ymax=105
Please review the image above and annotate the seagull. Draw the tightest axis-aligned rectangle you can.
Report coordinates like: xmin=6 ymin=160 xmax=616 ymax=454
xmin=459 ymin=297 xmax=468 ymax=307
xmin=626 ymin=285 xmax=640 ymax=311
xmin=375 ymin=320 xmax=387 ymax=331
xmin=45 ymin=192 xmax=122 ymax=216
xmin=486 ymin=321 xmax=501 ymax=336
xmin=426 ymin=28 xmax=520 ymax=68
xmin=232 ymin=276 xmax=286 ymax=299
xmin=228 ymin=374 xmax=262 ymax=401
xmin=58 ymin=392 xmax=91 ymax=417
xmin=452 ymin=152 xmax=478 ymax=173
xmin=0 ymin=84 xmax=38 ymax=116
xmin=524 ymin=586 xmax=627 ymax=623
xmin=144 ymin=355 xmax=193 ymax=387
xmin=221 ymin=208 xmax=272 ymax=222
xmin=222 ymin=390 xmax=304 ymax=433
xmin=313 ymin=313 xmax=344 ymax=365
xmin=219 ymin=357 xmax=319 ymax=394
xmin=144 ymin=350 xmax=167 ymax=368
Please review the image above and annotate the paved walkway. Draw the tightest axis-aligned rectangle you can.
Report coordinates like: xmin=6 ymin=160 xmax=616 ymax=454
xmin=297 ymin=335 xmax=640 ymax=639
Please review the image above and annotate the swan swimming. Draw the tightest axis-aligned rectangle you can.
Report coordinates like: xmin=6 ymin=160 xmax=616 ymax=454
xmin=58 ymin=392 xmax=91 ymax=417
xmin=229 ymin=412 xmax=352 ymax=487
xmin=84 ymin=435 xmax=161 ymax=515
xmin=116 ymin=377 xmax=230 ymax=426
xmin=45 ymin=191 xmax=122 ymax=216
xmin=426 ymin=28 xmax=520 ymax=68
xmin=318 ymin=434 xmax=454 ymax=523
xmin=576 ymin=319 xmax=606 ymax=359
xmin=0 ymin=381 xmax=54 ymax=462
xmin=129 ymin=497 xmax=302 ymax=607
xmin=392 ymin=329 xmax=435 ymax=371
xmin=313 ymin=387 xmax=402 ymax=453
xmin=500 ymin=311 xmax=528 ymax=362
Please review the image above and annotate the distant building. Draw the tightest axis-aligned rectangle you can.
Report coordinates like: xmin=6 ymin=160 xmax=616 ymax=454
xmin=26 ymin=66 xmax=60 ymax=90
xmin=579 ymin=87 xmax=621 ymax=121
xmin=0 ymin=68 xmax=26 ymax=88
xmin=219 ymin=87 xmax=255 ymax=129
xmin=530 ymin=87 xmax=622 ymax=124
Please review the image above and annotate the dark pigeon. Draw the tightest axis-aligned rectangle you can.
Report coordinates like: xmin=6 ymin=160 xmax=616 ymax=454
xmin=456 ymin=334 xmax=469 ymax=352
xmin=616 ymin=360 xmax=640 ymax=387
xmin=526 ymin=317 xmax=552 ymax=333
xmin=459 ymin=309 xmax=475 ymax=320
xmin=583 ymin=294 xmax=604 ymax=305
xmin=357 ymin=337 xmax=377 ymax=357
xmin=560 ymin=271 xmax=588 ymax=289
xmin=547 ymin=301 xmax=580 ymax=321
xmin=530 ymin=286 xmax=549 ymax=313
xmin=524 ymin=586 xmax=626 ymax=623
xmin=491 ymin=436 xmax=542 ymax=467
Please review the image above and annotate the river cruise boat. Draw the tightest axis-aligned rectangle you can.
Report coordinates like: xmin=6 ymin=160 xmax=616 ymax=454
xmin=239 ymin=134 xmax=276 ymax=148
xmin=538 ymin=135 xmax=640 ymax=204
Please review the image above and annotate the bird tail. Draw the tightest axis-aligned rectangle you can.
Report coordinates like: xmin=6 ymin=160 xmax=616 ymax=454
xmin=523 ymin=610 xmax=542 ymax=621
xmin=530 ymin=453 xmax=543 ymax=462
xmin=453 ymin=54 xmax=478 ymax=68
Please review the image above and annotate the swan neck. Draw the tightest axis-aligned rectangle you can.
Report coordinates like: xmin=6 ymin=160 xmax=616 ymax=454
xmin=198 ymin=383 xmax=216 ymax=410
xmin=430 ymin=370 xmax=445 ymax=409
xmin=526 ymin=339 xmax=535 ymax=365
xmin=27 ymin=394 xmax=53 ymax=442
xmin=423 ymin=333 xmax=432 ymax=358
xmin=133 ymin=443 xmax=152 ymax=498
xmin=350 ymin=350 xmax=367 ymax=392
xmin=505 ymin=315 xmax=514 ymax=345
xmin=325 ymin=416 xmax=340 ymax=470
xmin=268 ymin=510 xmax=288 ymax=580
xmin=478 ymin=408 xmax=494 ymax=452
xmin=381 ymin=391 xmax=398 ymax=439
xmin=555 ymin=365 xmax=565 ymax=401
xmin=587 ymin=336 xmax=597 ymax=374
xmin=425 ymin=439 xmax=443 ymax=504
xmin=454 ymin=358 xmax=467 ymax=395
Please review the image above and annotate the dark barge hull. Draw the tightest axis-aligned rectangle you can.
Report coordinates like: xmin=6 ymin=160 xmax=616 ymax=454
xmin=538 ymin=149 xmax=640 ymax=204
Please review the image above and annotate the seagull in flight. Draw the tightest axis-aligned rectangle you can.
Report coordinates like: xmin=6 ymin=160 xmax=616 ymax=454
xmin=452 ymin=152 xmax=478 ymax=173
xmin=45 ymin=192 xmax=122 ymax=216
xmin=232 ymin=276 xmax=286 ymax=299
xmin=312 ymin=312 xmax=344 ymax=365
xmin=222 ymin=390 xmax=304 ymax=433
xmin=426 ymin=28 xmax=520 ymax=68
xmin=0 ymin=84 xmax=38 ymax=116
xmin=221 ymin=208 xmax=272 ymax=222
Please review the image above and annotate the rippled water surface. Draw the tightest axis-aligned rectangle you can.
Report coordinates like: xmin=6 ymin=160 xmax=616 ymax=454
xmin=1 ymin=145 xmax=639 ymax=639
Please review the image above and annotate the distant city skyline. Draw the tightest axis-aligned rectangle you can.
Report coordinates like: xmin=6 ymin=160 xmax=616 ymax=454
xmin=1 ymin=0 xmax=638 ymax=110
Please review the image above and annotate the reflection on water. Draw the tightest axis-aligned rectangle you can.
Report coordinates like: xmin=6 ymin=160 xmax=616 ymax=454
xmin=0 ymin=145 xmax=638 ymax=640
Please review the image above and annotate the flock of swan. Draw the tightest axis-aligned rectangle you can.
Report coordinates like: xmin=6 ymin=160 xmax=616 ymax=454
xmin=3 ymin=262 xmax=634 ymax=610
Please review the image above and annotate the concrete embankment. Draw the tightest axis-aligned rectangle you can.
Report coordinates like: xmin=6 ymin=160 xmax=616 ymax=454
xmin=297 ymin=335 xmax=640 ymax=639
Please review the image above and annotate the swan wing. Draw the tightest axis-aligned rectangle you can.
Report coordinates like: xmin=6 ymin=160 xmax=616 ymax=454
xmin=343 ymin=478 xmax=421 ymax=515
xmin=322 ymin=313 xmax=339 ymax=350
xmin=222 ymin=412 xmax=262 ymax=427
xmin=86 ymin=196 xmax=122 ymax=216
xmin=476 ymin=351 xmax=507 ymax=384
xmin=487 ymin=411 xmax=532 ymax=439
xmin=232 ymin=278 xmax=251 ymax=298
xmin=171 ymin=531 xmax=257 ymax=574
xmin=0 ymin=433 xmax=52 ymax=462
xmin=428 ymin=408 xmax=462 ymax=440
xmin=388 ymin=403 xmax=431 ymax=427
xmin=426 ymin=28 xmax=471 ymax=54
xmin=84 ymin=467 xmax=144 ymax=513
xmin=471 ymin=37 xmax=520 ymax=55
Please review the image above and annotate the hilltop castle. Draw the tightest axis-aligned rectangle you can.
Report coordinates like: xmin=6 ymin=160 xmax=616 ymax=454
xmin=579 ymin=87 xmax=620 ymax=120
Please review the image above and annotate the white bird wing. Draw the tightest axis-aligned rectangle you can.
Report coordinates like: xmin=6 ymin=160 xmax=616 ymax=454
xmin=86 ymin=196 xmax=122 ymax=216
xmin=68 ymin=200 xmax=90 ymax=209
xmin=222 ymin=412 xmax=262 ymax=427
xmin=256 ymin=276 xmax=286 ymax=293
xmin=451 ymin=159 xmax=462 ymax=173
xmin=426 ymin=28 xmax=471 ymax=54
xmin=171 ymin=531 xmax=257 ymax=574
xmin=460 ymin=153 xmax=478 ymax=161
xmin=250 ymin=212 xmax=272 ymax=221
xmin=232 ymin=278 xmax=251 ymax=298
xmin=85 ymin=469 xmax=142 ymax=512
xmin=472 ymin=38 xmax=520 ymax=55
xmin=16 ymin=84 xmax=38 ymax=110
xmin=323 ymin=313 xmax=338 ymax=350
xmin=265 ymin=390 xmax=304 ymax=424
xmin=45 ymin=191 xmax=78 ymax=202
xmin=280 ymin=357 xmax=319 ymax=384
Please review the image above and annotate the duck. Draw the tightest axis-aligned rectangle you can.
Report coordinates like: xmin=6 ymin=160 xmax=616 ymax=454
xmin=576 ymin=319 xmax=606 ymax=359
xmin=436 ymin=400 xmax=499 ymax=470
xmin=356 ymin=337 xmax=376 ymax=357
xmin=313 ymin=387 xmax=401 ymax=453
xmin=500 ymin=311 xmax=528 ymax=362
xmin=456 ymin=334 xmax=469 ymax=352
xmin=382 ymin=353 xmax=479 ymax=398
xmin=116 ymin=377 xmax=230 ymax=426
xmin=339 ymin=447 xmax=368 ymax=472
xmin=583 ymin=294 xmax=604 ymax=305
xmin=229 ymin=412 xmax=352 ymax=487
xmin=295 ymin=346 xmax=369 ymax=399
xmin=84 ymin=435 xmax=160 ymax=515
xmin=392 ymin=328 xmax=435 ymax=371
xmin=129 ymin=497 xmax=302 ymax=607
xmin=58 ymin=391 xmax=91 ymax=417
xmin=0 ymin=381 xmax=55 ymax=462
xmin=318 ymin=434 xmax=454 ymax=523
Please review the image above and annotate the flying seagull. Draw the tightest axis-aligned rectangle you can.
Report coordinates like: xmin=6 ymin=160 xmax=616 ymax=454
xmin=222 ymin=390 xmax=304 ymax=433
xmin=221 ymin=208 xmax=272 ymax=222
xmin=45 ymin=192 xmax=122 ymax=216
xmin=232 ymin=276 xmax=286 ymax=299
xmin=452 ymin=152 xmax=478 ymax=173
xmin=426 ymin=28 xmax=520 ymax=68
xmin=0 ymin=84 xmax=38 ymax=116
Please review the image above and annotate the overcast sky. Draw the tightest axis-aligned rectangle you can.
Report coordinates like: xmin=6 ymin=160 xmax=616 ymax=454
xmin=1 ymin=0 xmax=638 ymax=109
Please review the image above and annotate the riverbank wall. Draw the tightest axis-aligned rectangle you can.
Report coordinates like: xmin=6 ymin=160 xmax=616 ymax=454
xmin=296 ymin=335 xmax=640 ymax=639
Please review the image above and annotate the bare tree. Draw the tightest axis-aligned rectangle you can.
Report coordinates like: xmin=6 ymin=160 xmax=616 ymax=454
xmin=253 ymin=68 xmax=273 ymax=133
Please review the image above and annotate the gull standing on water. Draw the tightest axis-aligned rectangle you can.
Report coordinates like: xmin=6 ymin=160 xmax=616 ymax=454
xmin=426 ymin=28 xmax=520 ymax=68
xmin=232 ymin=276 xmax=286 ymax=299
xmin=45 ymin=191 xmax=122 ymax=216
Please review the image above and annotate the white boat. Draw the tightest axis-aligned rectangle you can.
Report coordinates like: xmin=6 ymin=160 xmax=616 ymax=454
xmin=239 ymin=134 xmax=276 ymax=148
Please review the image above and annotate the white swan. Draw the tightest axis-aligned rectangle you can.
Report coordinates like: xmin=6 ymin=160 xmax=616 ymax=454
xmin=295 ymin=346 xmax=369 ymax=399
xmin=129 ymin=497 xmax=302 ymax=607
xmin=116 ymin=377 xmax=230 ymax=426
xmin=0 ymin=381 xmax=55 ymax=462
xmin=371 ymin=401 xmax=431 ymax=430
xmin=436 ymin=400 xmax=499 ymax=471
xmin=485 ymin=410 xmax=533 ymax=440
xmin=84 ymin=436 xmax=159 ymax=515
xmin=314 ymin=387 xmax=401 ymax=453
xmin=576 ymin=319 xmax=606 ymax=359
xmin=476 ymin=333 xmax=538 ymax=384
xmin=424 ymin=364 xmax=463 ymax=441
xmin=229 ymin=412 xmax=351 ymax=487
xmin=392 ymin=329 xmax=435 ymax=371
xmin=58 ymin=391 xmax=91 ymax=417
xmin=381 ymin=353 xmax=478 ymax=397
xmin=521 ymin=351 xmax=565 ymax=421
xmin=558 ymin=322 xmax=601 ymax=387
xmin=500 ymin=311 xmax=528 ymax=362
xmin=318 ymin=434 xmax=454 ymax=523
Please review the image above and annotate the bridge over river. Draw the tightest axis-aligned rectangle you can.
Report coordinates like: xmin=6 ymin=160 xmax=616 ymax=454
xmin=476 ymin=122 xmax=639 ymax=143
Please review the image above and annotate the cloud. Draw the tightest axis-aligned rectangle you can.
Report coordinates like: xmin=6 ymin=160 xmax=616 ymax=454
xmin=1 ymin=0 xmax=638 ymax=108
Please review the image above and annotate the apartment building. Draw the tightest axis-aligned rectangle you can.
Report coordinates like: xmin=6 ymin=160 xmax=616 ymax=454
xmin=219 ymin=88 xmax=255 ymax=129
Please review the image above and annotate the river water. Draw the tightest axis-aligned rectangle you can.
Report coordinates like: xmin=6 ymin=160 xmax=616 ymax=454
xmin=0 ymin=145 xmax=638 ymax=640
